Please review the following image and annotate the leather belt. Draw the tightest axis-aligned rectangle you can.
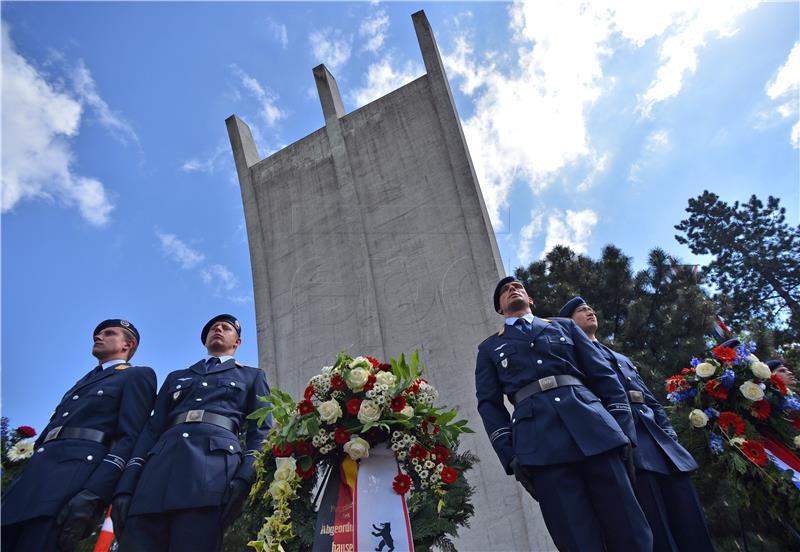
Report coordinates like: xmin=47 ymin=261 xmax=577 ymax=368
xmin=43 ymin=426 xmax=111 ymax=446
xmin=514 ymin=375 xmax=583 ymax=404
xmin=168 ymin=410 xmax=237 ymax=433
xmin=628 ymin=390 xmax=645 ymax=404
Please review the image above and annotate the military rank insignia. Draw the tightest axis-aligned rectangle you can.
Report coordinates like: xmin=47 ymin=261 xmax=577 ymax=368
xmin=114 ymin=364 xmax=130 ymax=371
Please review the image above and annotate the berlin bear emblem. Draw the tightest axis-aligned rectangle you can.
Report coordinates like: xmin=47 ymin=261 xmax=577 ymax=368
xmin=371 ymin=522 xmax=394 ymax=552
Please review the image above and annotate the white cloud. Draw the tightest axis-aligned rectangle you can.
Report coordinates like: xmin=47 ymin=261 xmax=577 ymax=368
xmin=266 ymin=18 xmax=288 ymax=49
xmin=765 ymin=41 xmax=800 ymax=149
xmin=442 ymin=1 xmax=759 ymax=229
xmin=1 ymin=24 xmax=113 ymax=226
xmin=516 ymin=209 xmax=544 ymax=264
xmin=576 ymin=152 xmax=609 ymax=192
xmin=628 ymin=129 xmax=670 ymax=183
xmin=542 ymin=209 xmax=598 ymax=258
xmin=309 ymin=28 xmax=352 ymax=71
xmin=71 ymin=60 xmax=138 ymax=145
xmin=359 ymin=10 xmax=390 ymax=53
xmin=180 ymin=144 xmax=229 ymax=173
xmin=201 ymin=264 xmax=238 ymax=292
xmin=350 ymin=55 xmax=424 ymax=108
xmin=155 ymin=230 xmax=243 ymax=297
xmin=230 ymin=64 xmax=286 ymax=127
xmin=156 ymin=231 xmax=205 ymax=269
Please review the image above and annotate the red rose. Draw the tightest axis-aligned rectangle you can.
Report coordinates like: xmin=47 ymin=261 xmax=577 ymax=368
xmin=378 ymin=363 xmax=392 ymax=372
xmin=364 ymin=374 xmax=377 ymax=392
xmin=295 ymin=440 xmax=314 ymax=456
xmin=770 ymin=374 xmax=788 ymax=395
xmin=304 ymin=385 xmax=315 ymax=400
xmin=347 ymin=399 xmax=362 ymax=416
xmin=392 ymin=473 xmax=411 ymax=495
xmin=751 ymin=400 xmax=771 ymax=421
xmin=711 ymin=346 xmax=737 ymax=364
xmin=298 ymin=400 xmax=315 ymax=416
xmin=390 ymin=396 xmax=407 ymax=412
xmin=331 ymin=374 xmax=346 ymax=391
xmin=431 ymin=446 xmax=449 ymax=464
xmin=440 ymin=466 xmax=458 ymax=485
xmin=717 ymin=411 xmax=745 ymax=436
xmin=272 ymin=443 xmax=292 ymax=457
xmin=296 ymin=465 xmax=316 ymax=480
xmin=334 ymin=427 xmax=351 ymax=445
xmin=366 ymin=356 xmax=381 ymax=369
xmin=409 ymin=444 xmax=428 ymax=460
xmin=15 ymin=426 xmax=36 ymax=438
xmin=422 ymin=417 xmax=440 ymax=435
xmin=741 ymin=440 xmax=768 ymax=466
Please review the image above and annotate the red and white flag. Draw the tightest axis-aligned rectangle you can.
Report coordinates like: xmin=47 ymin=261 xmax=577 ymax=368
xmin=93 ymin=506 xmax=115 ymax=552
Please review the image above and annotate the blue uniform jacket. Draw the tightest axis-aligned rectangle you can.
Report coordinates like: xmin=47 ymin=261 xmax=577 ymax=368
xmin=1 ymin=363 xmax=156 ymax=525
xmin=114 ymin=358 xmax=270 ymax=515
xmin=476 ymin=317 xmax=636 ymax=473
xmin=598 ymin=344 xmax=698 ymax=474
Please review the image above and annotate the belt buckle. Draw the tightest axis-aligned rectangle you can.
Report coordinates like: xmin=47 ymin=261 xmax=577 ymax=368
xmin=629 ymin=390 xmax=645 ymax=403
xmin=185 ymin=409 xmax=205 ymax=423
xmin=44 ymin=425 xmax=63 ymax=442
xmin=538 ymin=376 xmax=557 ymax=391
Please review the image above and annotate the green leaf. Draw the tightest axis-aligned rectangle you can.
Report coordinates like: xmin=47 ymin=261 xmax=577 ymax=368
xmin=410 ymin=350 xmax=420 ymax=378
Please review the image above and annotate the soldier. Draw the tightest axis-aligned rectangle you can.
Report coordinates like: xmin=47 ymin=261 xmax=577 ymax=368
xmin=112 ymin=314 xmax=270 ymax=552
xmin=475 ymin=276 xmax=652 ymax=551
xmin=560 ymin=296 xmax=714 ymax=552
xmin=1 ymin=319 xmax=156 ymax=552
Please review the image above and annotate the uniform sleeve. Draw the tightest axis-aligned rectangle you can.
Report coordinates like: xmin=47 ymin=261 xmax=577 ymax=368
xmin=83 ymin=366 xmax=157 ymax=502
xmin=233 ymin=368 xmax=271 ymax=483
xmin=113 ymin=374 xmax=173 ymax=497
xmin=475 ymin=344 xmax=514 ymax=475
xmin=634 ymin=364 xmax=678 ymax=440
xmin=569 ymin=322 xmax=637 ymax=447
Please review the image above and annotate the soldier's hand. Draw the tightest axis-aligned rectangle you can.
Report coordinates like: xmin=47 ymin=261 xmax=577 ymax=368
xmin=111 ymin=493 xmax=132 ymax=539
xmin=56 ymin=489 xmax=103 ymax=551
xmin=621 ymin=444 xmax=637 ymax=485
xmin=220 ymin=478 xmax=250 ymax=529
xmin=510 ymin=457 xmax=538 ymax=501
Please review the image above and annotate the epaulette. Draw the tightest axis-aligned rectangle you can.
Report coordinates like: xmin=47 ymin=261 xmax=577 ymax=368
xmin=498 ymin=324 xmax=506 ymax=337
xmin=541 ymin=318 xmax=551 ymax=323
xmin=114 ymin=364 xmax=130 ymax=371
xmin=235 ymin=360 xmax=244 ymax=368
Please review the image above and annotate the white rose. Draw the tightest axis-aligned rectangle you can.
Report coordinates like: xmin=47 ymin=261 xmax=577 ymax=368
xmin=794 ymin=435 xmax=800 ymax=449
xmin=268 ymin=479 xmax=293 ymax=500
xmin=689 ymin=409 xmax=709 ymax=428
xmin=739 ymin=381 xmax=765 ymax=401
xmin=750 ymin=361 xmax=771 ymax=380
xmin=317 ymin=399 xmax=342 ymax=423
xmin=274 ymin=457 xmax=297 ymax=482
xmin=748 ymin=354 xmax=760 ymax=363
xmin=347 ymin=368 xmax=370 ymax=391
xmin=343 ymin=436 xmax=370 ymax=460
xmin=695 ymin=362 xmax=716 ymax=378
xmin=375 ymin=372 xmax=396 ymax=388
xmin=349 ymin=357 xmax=371 ymax=370
xmin=730 ymin=437 xmax=745 ymax=447
xmin=400 ymin=405 xmax=414 ymax=418
xmin=358 ymin=399 xmax=382 ymax=423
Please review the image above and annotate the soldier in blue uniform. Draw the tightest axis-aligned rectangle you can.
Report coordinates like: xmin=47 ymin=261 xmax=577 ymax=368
xmin=1 ymin=319 xmax=156 ymax=552
xmin=112 ymin=314 xmax=270 ymax=552
xmin=475 ymin=277 xmax=652 ymax=552
xmin=560 ymin=296 xmax=714 ymax=552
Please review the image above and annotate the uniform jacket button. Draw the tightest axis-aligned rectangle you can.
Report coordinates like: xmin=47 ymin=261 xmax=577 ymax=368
xmin=499 ymin=352 xmax=505 ymax=358
xmin=202 ymin=382 xmax=208 ymax=387
xmin=182 ymin=432 xmax=189 ymax=438
xmin=72 ymin=395 xmax=79 ymax=400
xmin=230 ymin=382 xmax=236 ymax=386
xmin=176 ymin=385 xmax=182 ymax=389
xmin=554 ymin=397 xmax=561 ymax=402
xmin=537 ymin=360 xmax=543 ymax=365
xmin=229 ymin=445 xmax=234 ymax=450
xmin=62 ymin=412 xmax=69 ymax=417
xmin=37 ymin=447 xmax=45 ymax=453
xmin=195 ymin=398 xmax=203 ymax=402
xmin=530 ymin=343 xmax=534 ymax=348
xmin=627 ymin=376 xmax=632 ymax=381
xmin=97 ymin=390 xmax=103 ymax=395
xmin=86 ymin=455 xmax=93 ymax=461
xmin=559 ymin=337 xmax=566 ymax=342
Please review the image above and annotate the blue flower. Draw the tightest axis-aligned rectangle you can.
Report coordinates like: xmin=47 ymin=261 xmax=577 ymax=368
xmin=782 ymin=396 xmax=800 ymax=412
xmin=703 ymin=408 xmax=719 ymax=421
xmin=720 ymin=369 xmax=735 ymax=390
xmin=690 ymin=357 xmax=701 ymax=368
xmin=667 ymin=389 xmax=694 ymax=403
xmin=708 ymin=432 xmax=724 ymax=455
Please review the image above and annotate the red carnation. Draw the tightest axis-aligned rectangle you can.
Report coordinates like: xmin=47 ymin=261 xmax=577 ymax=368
xmin=366 ymin=356 xmax=381 ymax=369
xmin=409 ymin=444 xmax=428 ymax=460
xmin=440 ymin=466 xmax=458 ymax=485
xmin=712 ymin=346 xmax=737 ymax=364
xmin=295 ymin=440 xmax=314 ymax=457
xmin=272 ymin=443 xmax=292 ymax=457
xmin=390 ymin=396 xmax=407 ymax=412
xmin=680 ymin=367 xmax=696 ymax=375
xmin=665 ymin=375 xmax=686 ymax=394
xmin=422 ymin=417 xmax=440 ymax=435
xmin=431 ymin=446 xmax=449 ymax=464
xmin=298 ymin=399 xmax=315 ymax=416
xmin=334 ymin=427 xmax=351 ymax=445
xmin=405 ymin=383 xmax=420 ymax=395
xmin=717 ymin=411 xmax=745 ymax=436
xmin=741 ymin=439 xmax=768 ymax=466
xmin=392 ymin=473 xmax=412 ymax=495
xmin=770 ymin=374 xmax=788 ymax=395
xmin=331 ymin=374 xmax=346 ymax=391
xmin=347 ymin=399 xmax=362 ymax=416
xmin=363 ymin=374 xmax=377 ymax=392
xmin=304 ymin=385 xmax=315 ymax=400
xmin=296 ymin=464 xmax=316 ymax=480
xmin=378 ymin=363 xmax=392 ymax=372
xmin=751 ymin=400 xmax=771 ymax=421
xmin=15 ymin=426 xmax=36 ymax=438
xmin=705 ymin=379 xmax=729 ymax=401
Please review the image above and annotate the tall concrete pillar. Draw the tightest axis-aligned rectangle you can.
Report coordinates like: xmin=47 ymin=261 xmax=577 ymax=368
xmin=227 ymin=10 xmax=554 ymax=551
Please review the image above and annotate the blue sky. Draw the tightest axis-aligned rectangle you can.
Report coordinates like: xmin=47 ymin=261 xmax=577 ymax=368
xmin=2 ymin=1 xmax=798 ymax=433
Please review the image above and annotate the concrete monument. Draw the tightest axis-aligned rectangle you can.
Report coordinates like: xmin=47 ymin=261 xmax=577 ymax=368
xmin=227 ymin=10 xmax=554 ymax=551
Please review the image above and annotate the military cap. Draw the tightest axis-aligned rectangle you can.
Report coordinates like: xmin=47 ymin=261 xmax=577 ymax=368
xmin=766 ymin=359 xmax=785 ymax=371
xmin=201 ymin=314 xmax=241 ymax=344
xmin=94 ymin=319 xmax=140 ymax=344
xmin=719 ymin=338 xmax=741 ymax=349
xmin=559 ymin=296 xmax=588 ymax=318
xmin=493 ymin=276 xmax=521 ymax=314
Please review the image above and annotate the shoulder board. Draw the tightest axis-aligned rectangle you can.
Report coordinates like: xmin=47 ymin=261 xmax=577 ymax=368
xmin=235 ymin=360 xmax=244 ymax=368
xmin=540 ymin=318 xmax=551 ymax=323
xmin=498 ymin=324 xmax=506 ymax=336
xmin=114 ymin=364 xmax=130 ymax=371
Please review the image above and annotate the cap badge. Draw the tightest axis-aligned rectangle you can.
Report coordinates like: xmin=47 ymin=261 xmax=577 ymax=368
xmin=120 ymin=320 xmax=130 ymax=327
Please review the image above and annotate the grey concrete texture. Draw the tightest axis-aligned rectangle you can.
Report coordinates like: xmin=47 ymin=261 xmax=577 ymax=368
xmin=227 ymin=10 xmax=556 ymax=552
